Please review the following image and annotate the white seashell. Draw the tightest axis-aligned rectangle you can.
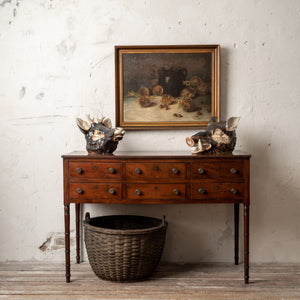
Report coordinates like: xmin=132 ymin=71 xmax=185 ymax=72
xmin=102 ymin=117 xmax=112 ymax=129
xmin=226 ymin=117 xmax=240 ymax=131
xmin=92 ymin=129 xmax=105 ymax=141
xmin=186 ymin=137 xmax=195 ymax=147
xmin=203 ymin=143 xmax=212 ymax=151
xmin=191 ymin=146 xmax=201 ymax=153
xmin=76 ymin=118 xmax=91 ymax=131
xmin=212 ymin=128 xmax=230 ymax=144
xmin=190 ymin=140 xmax=212 ymax=153
xmin=86 ymin=114 xmax=94 ymax=124
xmin=96 ymin=114 xmax=104 ymax=124
xmin=114 ymin=127 xmax=125 ymax=136
xmin=198 ymin=139 xmax=203 ymax=151
xmin=113 ymin=128 xmax=125 ymax=141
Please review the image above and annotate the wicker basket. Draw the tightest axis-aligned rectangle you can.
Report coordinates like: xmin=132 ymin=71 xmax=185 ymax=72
xmin=83 ymin=213 xmax=168 ymax=282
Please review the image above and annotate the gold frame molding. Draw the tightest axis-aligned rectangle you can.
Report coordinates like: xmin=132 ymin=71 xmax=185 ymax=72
xmin=115 ymin=45 xmax=220 ymax=130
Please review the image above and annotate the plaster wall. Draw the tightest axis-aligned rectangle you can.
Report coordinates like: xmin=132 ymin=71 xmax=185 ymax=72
xmin=0 ymin=0 xmax=299 ymax=263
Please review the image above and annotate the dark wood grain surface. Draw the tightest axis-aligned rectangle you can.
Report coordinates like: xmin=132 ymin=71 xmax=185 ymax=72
xmin=62 ymin=151 xmax=251 ymax=283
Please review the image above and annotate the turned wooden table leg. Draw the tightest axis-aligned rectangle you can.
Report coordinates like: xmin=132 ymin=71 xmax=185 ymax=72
xmin=75 ymin=203 xmax=80 ymax=264
xmin=64 ymin=204 xmax=71 ymax=283
xmin=244 ymin=204 xmax=250 ymax=283
xmin=234 ymin=203 xmax=239 ymax=265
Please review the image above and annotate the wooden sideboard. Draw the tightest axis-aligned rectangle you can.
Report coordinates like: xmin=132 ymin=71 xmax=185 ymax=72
xmin=62 ymin=151 xmax=251 ymax=283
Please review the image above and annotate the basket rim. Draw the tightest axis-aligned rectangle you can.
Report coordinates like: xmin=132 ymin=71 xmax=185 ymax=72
xmin=83 ymin=214 xmax=168 ymax=235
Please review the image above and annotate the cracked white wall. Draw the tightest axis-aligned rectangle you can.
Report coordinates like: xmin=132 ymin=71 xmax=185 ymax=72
xmin=0 ymin=0 xmax=299 ymax=263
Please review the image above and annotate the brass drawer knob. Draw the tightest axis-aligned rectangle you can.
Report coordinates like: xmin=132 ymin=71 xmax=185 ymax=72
xmin=135 ymin=189 xmax=141 ymax=195
xmin=231 ymin=168 xmax=237 ymax=174
xmin=108 ymin=188 xmax=115 ymax=195
xmin=173 ymin=189 xmax=180 ymax=195
xmin=231 ymin=188 xmax=237 ymax=194
xmin=198 ymin=188 xmax=205 ymax=194
xmin=135 ymin=168 xmax=141 ymax=174
xmin=76 ymin=168 xmax=82 ymax=174
xmin=76 ymin=188 xmax=83 ymax=194
xmin=172 ymin=168 xmax=178 ymax=174
xmin=153 ymin=166 xmax=158 ymax=170
xmin=108 ymin=167 xmax=115 ymax=174
xmin=198 ymin=168 xmax=205 ymax=174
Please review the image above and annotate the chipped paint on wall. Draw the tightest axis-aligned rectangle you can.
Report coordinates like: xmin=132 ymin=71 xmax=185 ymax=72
xmin=19 ymin=86 xmax=26 ymax=98
xmin=36 ymin=92 xmax=45 ymax=101
xmin=56 ymin=35 xmax=77 ymax=57
xmin=39 ymin=232 xmax=74 ymax=252
xmin=0 ymin=0 xmax=13 ymax=8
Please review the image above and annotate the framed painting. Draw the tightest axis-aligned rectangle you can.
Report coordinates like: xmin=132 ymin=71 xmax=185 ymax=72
xmin=115 ymin=45 xmax=220 ymax=130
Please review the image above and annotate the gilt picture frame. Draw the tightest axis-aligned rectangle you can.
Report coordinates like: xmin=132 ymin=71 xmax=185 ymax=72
xmin=115 ymin=45 xmax=220 ymax=130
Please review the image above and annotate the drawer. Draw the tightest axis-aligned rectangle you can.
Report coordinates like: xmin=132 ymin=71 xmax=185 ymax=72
xmin=126 ymin=163 xmax=186 ymax=179
xmin=191 ymin=160 xmax=244 ymax=179
xmin=69 ymin=162 xmax=122 ymax=179
xmin=191 ymin=183 xmax=244 ymax=200
xmin=69 ymin=183 xmax=122 ymax=200
xmin=126 ymin=183 xmax=186 ymax=200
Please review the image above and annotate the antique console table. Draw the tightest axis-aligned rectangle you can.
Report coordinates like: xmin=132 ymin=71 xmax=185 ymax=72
xmin=62 ymin=151 xmax=251 ymax=283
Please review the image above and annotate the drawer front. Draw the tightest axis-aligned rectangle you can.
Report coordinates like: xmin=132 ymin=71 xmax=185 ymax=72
xmin=191 ymin=183 xmax=244 ymax=200
xmin=69 ymin=183 xmax=122 ymax=200
xmin=69 ymin=162 xmax=122 ymax=179
xmin=126 ymin=163 xmax=186 ymax=179
xmin=191 ymin=160 xmax=244 ymax=179
xmin=126 ymin=183 xmax=186 ymax=200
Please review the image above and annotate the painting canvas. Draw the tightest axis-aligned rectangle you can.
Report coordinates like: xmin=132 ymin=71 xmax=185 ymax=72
xmin=115 ymin=45 xmax=220 ymax=129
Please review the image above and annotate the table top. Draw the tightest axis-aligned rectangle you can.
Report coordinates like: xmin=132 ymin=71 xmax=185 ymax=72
xmin=62 ymin=150 xmax=251 ymax=159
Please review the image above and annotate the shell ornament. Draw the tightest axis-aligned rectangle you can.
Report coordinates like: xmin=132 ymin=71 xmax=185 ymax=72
xmin=76 ymin=114 xmax=125 ymax=154
xmin=186 ymin=117 xmax=240 ymax=154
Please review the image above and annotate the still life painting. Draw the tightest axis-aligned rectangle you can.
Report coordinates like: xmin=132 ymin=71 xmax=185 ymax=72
xmin=115 ymin=45 xmax=220 ymax=129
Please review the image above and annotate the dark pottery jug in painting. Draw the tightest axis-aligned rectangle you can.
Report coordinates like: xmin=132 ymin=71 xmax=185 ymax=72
xmin=158 ymin=67 xmax=187 ymax=97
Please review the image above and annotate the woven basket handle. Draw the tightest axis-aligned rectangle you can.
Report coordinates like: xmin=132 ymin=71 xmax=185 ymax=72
xmin=85 ymin=212 xmax=91 ymax=223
